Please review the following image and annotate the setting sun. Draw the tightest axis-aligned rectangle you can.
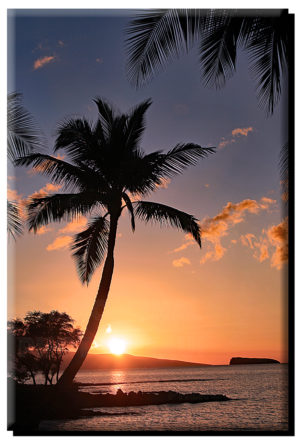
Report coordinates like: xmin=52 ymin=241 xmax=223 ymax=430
xmin=107 ymin=337 xmax=127 ymax=355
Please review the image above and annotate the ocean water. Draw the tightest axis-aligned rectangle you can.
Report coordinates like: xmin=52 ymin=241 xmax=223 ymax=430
xmin=39 ymin=364 xmax=289 ymax=432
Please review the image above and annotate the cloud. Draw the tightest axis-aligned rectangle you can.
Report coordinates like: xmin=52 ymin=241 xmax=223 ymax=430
xmin=218 ymin=138 xmax=235 ymax=149
xmin=36 ymin=225 xmax=53 ymax=235
xmin=232 ymin=127 xmax=253 ymax=137
xmin=171 ymin=196 xmax=276 ymax=264
xmin=59 ymin=216 xmax=87 ymax=234
xmin=170 ymin=234 xmax=196 ymax=253
xmin=7 ymin=188 xmax=22 ymax=201
xmin=33 ymin=56 xmax=55 ymax=70
xmin=218 ymin=126 xmax=253 ymax=149
xmin=239 ymin=217 xmax=288 ymax=269
xmin=240 ymin=233 xmax=256 ymax=249
xmin=199 ymin=197 xmax=275 ymax=264
xmin=29 ymin=183 xmax=62 ymax=200
xmin=172 ymin=257 xmax=191 ymax=267
xmin=260 ymin=196 xmax=277 ymax=209
xmin=46 ymin=236 xmax=72 ymax=251
xmin=267 ymin=217 xmax=288 ymax=269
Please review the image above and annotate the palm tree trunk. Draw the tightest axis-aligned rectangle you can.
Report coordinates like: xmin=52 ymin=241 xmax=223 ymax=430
xmin=57 ymin=213 xmax=119 ymax=387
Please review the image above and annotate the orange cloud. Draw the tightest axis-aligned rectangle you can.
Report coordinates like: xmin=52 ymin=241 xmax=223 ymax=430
xmin=239 ymin=218 xmax=287 ymax=269
xmin=172 ymin=257 xmax=191 ymax=267
xmin=267 ymin=217 xmax=288 ymax=269
xmin=33 ymin=56 xmax=55 ymax=70
xmin=7 ymin=188 xmax=22 ymax=201
xmin=232 ymin=127 xmax=253 ymax=137
xmin=170 ymin=196 xmax=276 ymax=266
xmin=36 ymin=226 xmax=53 ymax=235
xmin=218 ymin=138 xmax=235 ymax=149
xmin=59 ymin=216 xmax=88 ymax=234
xmin=218 ymin=126 xmax=253 ymax=149
xmin=240 ymin=233 xmax=256 ymax=249
xmin=46 ymin=236 xmax=72 ymax=251
xmin=29 ymin=183 xmax=62 ymax=200
xmin=199 ymin=197 xmax=275 ymax=264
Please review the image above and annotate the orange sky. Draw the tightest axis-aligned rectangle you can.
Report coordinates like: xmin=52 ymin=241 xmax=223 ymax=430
xmin=7 ymin=183 xmax=288 ymax=365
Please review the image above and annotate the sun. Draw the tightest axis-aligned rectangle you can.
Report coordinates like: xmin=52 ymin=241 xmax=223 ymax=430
xmin=107 ymin=337 xmax=127 ymax=355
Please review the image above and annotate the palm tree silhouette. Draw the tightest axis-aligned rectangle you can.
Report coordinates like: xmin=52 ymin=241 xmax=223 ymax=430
xmin=8 ymin=92 xmax=43 ymax=239
xmin=126 ymin=9 xmax=290 ymax=115
xmin=15 ymin=98 xmax=215 ymax=385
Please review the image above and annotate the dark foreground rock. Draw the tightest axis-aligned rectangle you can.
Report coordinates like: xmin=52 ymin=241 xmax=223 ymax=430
xmin=229 ymin=357 xmax=280 ymax=365
xmin=8 ymin=380 xmax=230 ymax=433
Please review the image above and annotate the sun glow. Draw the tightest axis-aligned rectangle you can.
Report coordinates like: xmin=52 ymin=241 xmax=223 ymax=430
xmin=107 ymin=337 xmax=127 ymax=355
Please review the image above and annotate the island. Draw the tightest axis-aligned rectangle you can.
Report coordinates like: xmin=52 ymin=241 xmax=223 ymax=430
xmin=62 ymin=352 xmax=210 ymax=369
xmin=229 ymin=357 xmax=280 ymax=365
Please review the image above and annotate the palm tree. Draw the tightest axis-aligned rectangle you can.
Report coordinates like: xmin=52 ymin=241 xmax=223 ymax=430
xmin=15 ymin=98 xmax=215 ymax=385
xmin=7 ymin=92 xmax=43 ymax=238
xmin=126 ymin=9 xmax=290 ymax=115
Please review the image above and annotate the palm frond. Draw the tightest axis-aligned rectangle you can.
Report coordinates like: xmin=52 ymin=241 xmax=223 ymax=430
xmin=122 ymin=192 xmax=135 ymax=232
xmin=134 ymin=200 xmax=201 ymax=246
xmin=123 ymin=144 xmax=214 ymax=196
xmin=71 ymin=216 xmax=109 ymax=284
xmin=126 ymin=9 xmax=196 ymax=87
xmin=93 ymin=98 xmax=116 ymax=140
xmin=200 ymin=10 xmax=245 ymax=88
xmin=7 ymin=92 xmax=43 ymax=162
xmin=14 ymin=153 xmax=106 ymax=191
xmin=54 ymin=118 xmax=99 ymax=166
xmin=246 ymin=15 xmax=288 ymax=114
xmin=27 ymin=192 xmax=101 ymax=232
xmin=160 ymin=143 xmax=215 ymax=176
xmin=123 ymin=99 xmax=152 ymax=151
xmin=7 ymin=200 xmax=23 ymax=239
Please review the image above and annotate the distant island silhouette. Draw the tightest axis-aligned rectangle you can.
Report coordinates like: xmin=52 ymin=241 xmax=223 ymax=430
xmin=229 ymin=357 xmax=280 ymax=365
xmin=62 ymin=353 xmax=210 ymax=370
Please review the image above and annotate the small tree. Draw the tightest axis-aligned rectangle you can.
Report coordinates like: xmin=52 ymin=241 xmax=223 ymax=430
xmin=7 ymin=311 xmax=82 ymax=385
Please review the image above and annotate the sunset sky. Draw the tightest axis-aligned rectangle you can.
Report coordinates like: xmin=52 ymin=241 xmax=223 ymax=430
xmin=7 ymin=9 xmax=288 ymax=365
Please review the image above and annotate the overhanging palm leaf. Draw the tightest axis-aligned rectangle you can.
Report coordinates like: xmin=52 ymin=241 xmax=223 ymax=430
xmin=7 ymin=92 xmax=43 ymax=162
xmin=126 ymin=9 xmax=290 ymax=114
xmin=126 ymin=9 xmax=199 ymax=87
xmin=245 ymin=15 xmax=288 ymax=114
xmin=134 ymin=201 xmax=201 ymax=247
xmin=71 ymin=216 xmax=109 ymax=284
xmin=7 ymin=200 xmax=23 ymax=239
xmin=200 ymin=11 xmax=246 ymax=88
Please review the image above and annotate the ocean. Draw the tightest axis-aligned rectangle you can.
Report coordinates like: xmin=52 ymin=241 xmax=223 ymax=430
xmin=39 ymin=364 xmax=289 ymax=432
